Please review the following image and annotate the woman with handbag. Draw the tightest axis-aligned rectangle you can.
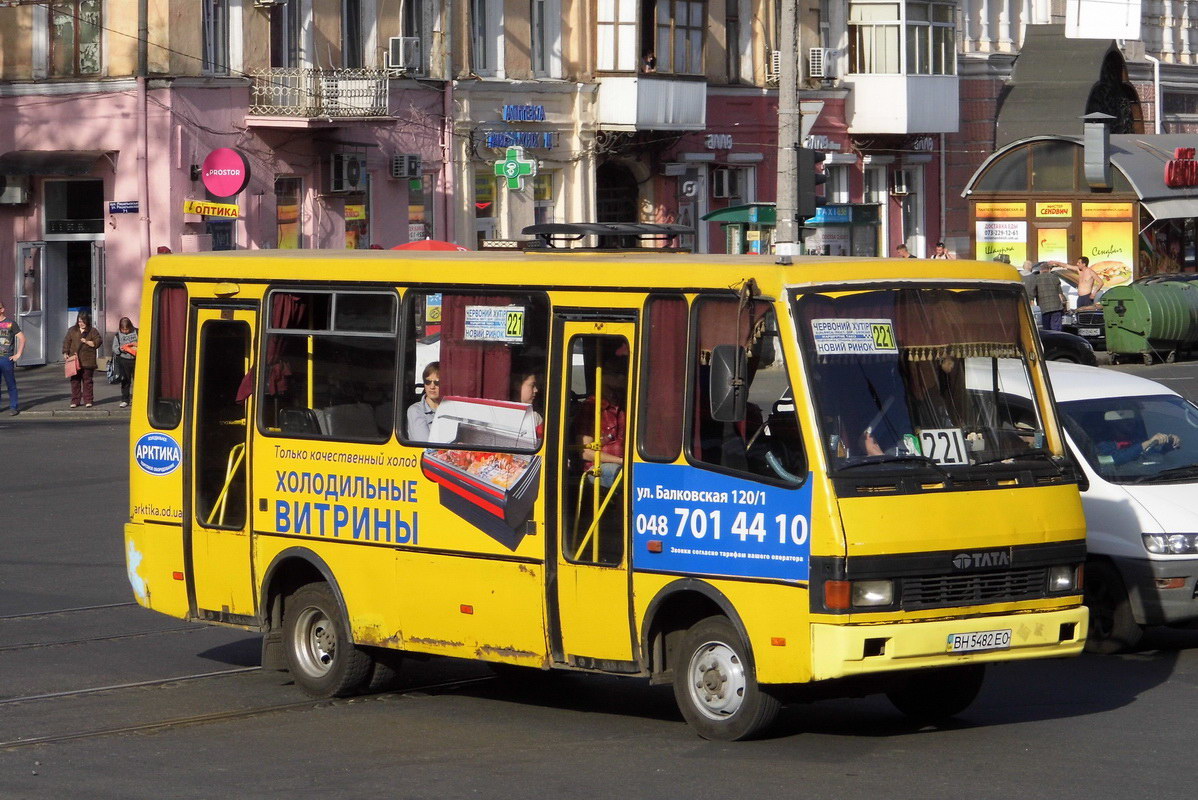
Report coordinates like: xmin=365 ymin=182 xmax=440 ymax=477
xmin=62 ymin=312 xmax=102 ymax=408
xmin=112 ymin=316 xmax=138 ymax=408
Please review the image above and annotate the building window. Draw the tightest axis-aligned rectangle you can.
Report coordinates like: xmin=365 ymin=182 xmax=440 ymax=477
xmin=654 ymin=0 xmax=705 ymax=75
xmin=50 ymin=1 xmax=102 ymax=77
xmin=344 ymin=180 xmax=370 ymax=248
xmin=531 ymin=0 xmax=563 ymax=77
xmin=342 ymin=0 xmax=363 ymax=68
xmin=826 ymin=165 xmax=851 ymax=204
xmin=533 ymin=173 xmax=555 ymax=225
xmin=849 ymin=1 xmax=956 ymax=76
xmin=470 ymin=0 xmax=503 ymax=76
xmin=202 ymin=0 xmax=229 ymax=75
xmin=270 ymin=0 xmax=302 ymax=68
xmin=276 ymin=177 xmax=303 ymax=248
xmin=402 ymin=0 xmax=426 ymax=74
xmin=725 ymin=0 xmax=741 ymax=83
xmin=597 ymin=0 xmax=638 ymax=71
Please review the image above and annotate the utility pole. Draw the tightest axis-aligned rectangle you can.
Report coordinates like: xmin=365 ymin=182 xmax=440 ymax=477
xmin=775 ymin=0 xmax=800 ymax=262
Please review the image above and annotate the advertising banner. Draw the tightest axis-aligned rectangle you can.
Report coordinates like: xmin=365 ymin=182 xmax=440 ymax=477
xmin=1036 ymin=227 xmax=1069 ymax=263
xmin=1081 ymin=220 xmax=1135 ymax=287
xmin=1082 ymin=202 xmax=1134 ymax=219
xmin=1036 ymin=202 xmax=1073 ymax=218
xmin=975 ymin=220 xmax=1027 ymax=263
xmin=976 ymin=202 xmax=1027 ymax=219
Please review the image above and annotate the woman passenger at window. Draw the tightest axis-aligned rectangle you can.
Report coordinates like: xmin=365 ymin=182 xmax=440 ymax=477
xmin=513 ymin=370 xmax=544 ymax=445
xmin=407 ymin=361 xmax=441 ymax=441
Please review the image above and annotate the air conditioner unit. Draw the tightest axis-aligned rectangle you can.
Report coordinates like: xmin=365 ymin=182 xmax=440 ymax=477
xmin=809 ymin=48 xmax=834 ymax=79
xmin=390 ymin=154 xmax=422 ymax=179
xmin=712 ymin=168 xmax=737 ymax=199
xmin=0 ymin=175 xmax=30 ymax=205
xmin=892 ymin=169 xmax=911 ymax=196
xmin=329 ymin=153 xmax=368 ymax=193
xmin=765 ymin=50 xmax=781 ymax=85
xmin=386 ymin=36 xmax=422 ymax=72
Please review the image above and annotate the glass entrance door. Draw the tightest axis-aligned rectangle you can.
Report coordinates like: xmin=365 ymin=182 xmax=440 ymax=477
xmin=15 ymin=242 xmax=46 ymax=365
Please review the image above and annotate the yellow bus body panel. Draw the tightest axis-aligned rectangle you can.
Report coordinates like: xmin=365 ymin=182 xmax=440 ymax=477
xmin=124 ymin=521 xmax=190 ymax=619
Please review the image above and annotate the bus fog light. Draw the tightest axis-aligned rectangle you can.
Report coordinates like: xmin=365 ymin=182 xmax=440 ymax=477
xmin=851 ymin=580 xmax=894 ymax=607
xmin=1048 ymin=565 xmax=1077 ymax=592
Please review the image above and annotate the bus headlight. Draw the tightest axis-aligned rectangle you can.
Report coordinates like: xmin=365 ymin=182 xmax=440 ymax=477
xmin=1143 ymin=533 xmax=1198 ymax=554
xmin=1048 ymin=565 xmax=1079 ymax=592
xmin=851 ymin=580 xmax=894 ymax=607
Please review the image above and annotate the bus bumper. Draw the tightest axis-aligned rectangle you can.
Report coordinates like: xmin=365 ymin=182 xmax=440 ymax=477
xmin=125 ymin=521 xmax=190 ymax=620
xmin=809 ymin=606 xmax=1088 ymax=681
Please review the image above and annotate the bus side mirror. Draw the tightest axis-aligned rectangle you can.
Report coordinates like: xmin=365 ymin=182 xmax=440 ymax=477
xmin=710 ymin=344 xmax=748 ymax=422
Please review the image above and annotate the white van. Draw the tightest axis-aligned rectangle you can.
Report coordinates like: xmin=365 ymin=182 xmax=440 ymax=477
xmin=1013 ymin=363 xmax=1198 ymax=652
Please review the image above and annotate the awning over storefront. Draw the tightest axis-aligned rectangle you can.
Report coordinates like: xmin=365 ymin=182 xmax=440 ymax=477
xmin=1106 ymin=134 xmax=1198 ymax=220
xmin=701 ymin=203 xmax=777 ymax=225
xmin=0 ymin=150 xmax=108 ymax=176
xmin=995 ymin=25 xmax=1121 ymax=148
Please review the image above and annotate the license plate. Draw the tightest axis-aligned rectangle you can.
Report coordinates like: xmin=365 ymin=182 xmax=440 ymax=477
xmin=947 ymin=629 xmax=1011 ymax=653
xmin=1078 ymin=328 xmax=1101 ymax=337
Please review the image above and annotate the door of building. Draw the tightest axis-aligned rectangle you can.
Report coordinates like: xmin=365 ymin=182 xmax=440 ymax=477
xmin=15 ymin=242 xmax=46 ymax=365
xmin=186 ymin=303 xmax=258 ymax=623
xmin=550 ymin=317 xmax=637 ymax=669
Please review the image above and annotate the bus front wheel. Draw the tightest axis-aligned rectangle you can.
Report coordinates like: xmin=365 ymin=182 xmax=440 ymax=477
xmin=886 ymin=664 xmax=985 ymax=726
xmin=283 ymin=582 xmax=373 ymax=698
xmin=672 ymin=616 xmax=780 ymax=741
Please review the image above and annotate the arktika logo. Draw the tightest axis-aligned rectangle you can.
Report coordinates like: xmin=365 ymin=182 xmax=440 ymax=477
xmin=135 ymin=432 xmax=182 ymax=476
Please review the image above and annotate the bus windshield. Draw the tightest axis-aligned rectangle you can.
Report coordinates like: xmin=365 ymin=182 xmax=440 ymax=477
xmin=794 ymin=286 xmax=1053 ymax=472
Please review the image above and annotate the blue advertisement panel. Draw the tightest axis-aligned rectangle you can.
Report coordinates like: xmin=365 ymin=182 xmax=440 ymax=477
xmin=631 ymin=462 xmax=813 ymax=582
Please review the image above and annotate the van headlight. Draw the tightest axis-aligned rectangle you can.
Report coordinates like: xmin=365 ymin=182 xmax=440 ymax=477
xmin=850 ymin=580 xmax=895 ymax=607
xmin=1143 ymin=533 xmax=1198 ymax=554
xmin=1048 ymin=565 xmax=1079 ymax=592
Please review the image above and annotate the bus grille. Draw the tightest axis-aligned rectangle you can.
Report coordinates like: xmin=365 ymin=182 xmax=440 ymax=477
xmin=901 ymin=567 xmax=1049 ymax=609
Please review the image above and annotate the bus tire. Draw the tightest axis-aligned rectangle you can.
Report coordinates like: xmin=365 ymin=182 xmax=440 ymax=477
xmin=672 ymin=616 xmax=780 ymax=741
xmin=362 ymin=647 xmax=405 ymax=693
xmin=1084 ymin=560 xmax=1143 ymax=654
xmin=886 ymin=664 xmax=985 ymax=726
xmin=283 ymin=582 xmax=372 ymax=698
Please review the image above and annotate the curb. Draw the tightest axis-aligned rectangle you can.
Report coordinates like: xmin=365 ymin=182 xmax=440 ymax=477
xmin=11 ymin=408 xmax=131 ymax=420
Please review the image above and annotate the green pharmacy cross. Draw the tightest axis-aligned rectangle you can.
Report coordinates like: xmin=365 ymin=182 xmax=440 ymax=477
xmin=494 ymin=146 xmax=537 ymax=190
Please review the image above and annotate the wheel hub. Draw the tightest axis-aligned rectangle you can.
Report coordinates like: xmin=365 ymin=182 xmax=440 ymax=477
xmin=687 ymin=642 xmax=746 ymax=720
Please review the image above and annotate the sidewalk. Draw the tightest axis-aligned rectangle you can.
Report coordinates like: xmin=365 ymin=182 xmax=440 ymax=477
xmin=3 ymin=360 xmax=130 ymax=419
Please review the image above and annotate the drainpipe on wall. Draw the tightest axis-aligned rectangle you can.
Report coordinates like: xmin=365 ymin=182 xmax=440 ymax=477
xmin=442 ymin=78 xmax=454 ymax=244
xmin=1144 ymin=54 xmax=1162 ymax=135
xmin=137 ymin=0 xmax=151 ymax=266
xmin=939 ymin=133 xmax=946 ymax=252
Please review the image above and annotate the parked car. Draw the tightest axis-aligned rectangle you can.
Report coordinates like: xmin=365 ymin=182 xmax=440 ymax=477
xmin=1015 ymin=363 xmax=1198 ymax=653
xmin=1039 ymin=329 xmax=1098 ymax=365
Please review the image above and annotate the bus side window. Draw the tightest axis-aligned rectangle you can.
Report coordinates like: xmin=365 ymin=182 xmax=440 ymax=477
xmin=689 ymin=297 xmax=805 ymax=484
xmin=259 ymin=289 xmax=397 ymax=443
xmin=401 ymin=290 xmax=549 ymax=450
xmin=639 ymin=294 xmax=687 ymax=462
xmin=149 ymin=283 xmax=187 ymax=429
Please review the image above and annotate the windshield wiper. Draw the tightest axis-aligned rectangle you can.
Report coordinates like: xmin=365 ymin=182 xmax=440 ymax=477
xmin=835 ymin=454 xmax=951 ymax=478
xmin=971 ymin=448 xmax=1061 ymax=470
xmin=1129 ymin=463 xmax=1198 ymax=484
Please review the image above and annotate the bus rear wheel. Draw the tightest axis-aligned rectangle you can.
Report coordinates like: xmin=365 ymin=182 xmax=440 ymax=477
xmin=283 ymin=582 xmax=372 ymax=698
xmin=886 ymin=664 xmax=985 ymax=726
xmin=672 ymin=616 xmax=780 ymax=741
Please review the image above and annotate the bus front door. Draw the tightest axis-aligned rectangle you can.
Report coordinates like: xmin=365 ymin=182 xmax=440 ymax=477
xmin=552 ymin=319 xmax=637 ymax=668
xmin=186 ymin=304 xmax=258 ymax=624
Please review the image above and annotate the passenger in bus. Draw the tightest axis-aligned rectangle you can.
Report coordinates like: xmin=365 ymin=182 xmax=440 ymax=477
xmin=406 ymin=361 xmax=442 ymax=441
xmin=513 ymin=370 xmax=544 ymax=443
xmin=579 ymin=367 xmax=626 ymax=487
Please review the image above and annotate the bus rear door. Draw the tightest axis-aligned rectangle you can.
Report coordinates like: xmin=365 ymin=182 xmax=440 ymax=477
xmin=551 ymin=317 xmax=637 ymax=668
xmin=186 ymin=303 xmax=258 ymax=623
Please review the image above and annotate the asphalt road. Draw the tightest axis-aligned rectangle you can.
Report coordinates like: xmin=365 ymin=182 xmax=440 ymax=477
xmin=3 ymin=370 xmax=1198 ymax=798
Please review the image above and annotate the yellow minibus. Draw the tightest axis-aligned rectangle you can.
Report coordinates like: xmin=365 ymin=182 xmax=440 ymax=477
xmin=125 ymin=250 xmax=1087 ymax=739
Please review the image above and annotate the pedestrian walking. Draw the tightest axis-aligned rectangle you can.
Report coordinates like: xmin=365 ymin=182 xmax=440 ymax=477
xmin=62 ymin=312 xmax=102 ymax=408
xmin=112 ymin=316 xmax=138 ymax=408
xmin=0 ymin=299 xmax=25 ymax=415
xmin=1030 ymin=262 xmax=1066 ymax=331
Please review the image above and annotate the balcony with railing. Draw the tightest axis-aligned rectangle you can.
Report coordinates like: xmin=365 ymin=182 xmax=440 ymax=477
xmin=595 ymin=74 xmax=707 ymax=131
xmin=248 ymin=68 xmax=389 ymax=124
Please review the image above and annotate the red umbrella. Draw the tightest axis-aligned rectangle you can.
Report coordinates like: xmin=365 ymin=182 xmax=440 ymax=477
xmin=391 ymin=239 xmax=470 ymax=252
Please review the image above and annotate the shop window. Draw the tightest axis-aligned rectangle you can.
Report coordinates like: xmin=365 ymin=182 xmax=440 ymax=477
xmin=688 ymin=297 xmax=805 ymax=483
xmin=597 ymin=0 xmax=638 ymax=71
xmin=1029 ymin=140 xmax=1078 ymax=192
xmin=640 ymin=295 xmax=688 ymax=462
xmin=652 ymin=0 xmax=706 ymax=75
xmin=50 ymin=1 xmax=101 ymax=77
xmin=203 ymin=0 xmax=230 ymax=75
xmin=44 ymin=179 xmax=103 ymax=235
xmin=402 ymin=291 xmax=549 ymax=451
xmin=344 ymin=180 xmax=370 ymax=248
xmin=975 ymin=148 xmax=1030 ymax=193
xmin=260 ymin=290 xmax=398 ymax=442
xmin=150 ymin=283 xmax=188 ymax=429
xmin=408 ymin=175 xmax=435 ymax=241
xmin=276 ymin=177 xmax=303 ymax=248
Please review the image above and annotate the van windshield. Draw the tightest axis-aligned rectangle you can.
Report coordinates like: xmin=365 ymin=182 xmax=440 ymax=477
xmin=1059 ymin=394 xmax=1198 ymax=484
xmin=794 ymin=286 xmax=1054 ymax=473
